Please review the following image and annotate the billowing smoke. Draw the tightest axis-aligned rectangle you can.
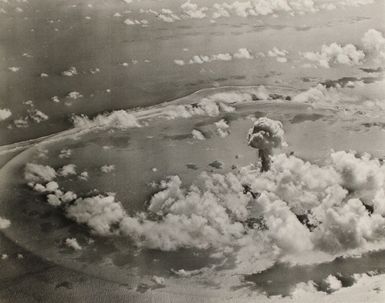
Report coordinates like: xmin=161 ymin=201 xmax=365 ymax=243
xmin=247 ymin=117 xmax=286 ymax=171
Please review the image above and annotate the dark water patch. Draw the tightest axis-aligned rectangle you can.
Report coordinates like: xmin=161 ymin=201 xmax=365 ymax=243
xmin=214 ymin=77 xmax=228 ymax=82
xmin=322 ymin=76 xmax=382 ymax=88
xmin=163 ymin=133 xmax=192 ymax=141
xmin=209 ymin=160 xmax=224 ymax=169
xmin=360 ymin=67 xmax=383 ymax=73
xmin=295 ymin=25 xmax=312 ymax=31
xmin=243 ymin=249 xmax=385 ymax=297
xmin=231 ymin=75 xmax=247 ymax=80
xmin=362 ymin=122 xmax=385 ymax=129
xmin=290 ymin=113 xmax=324 ymax=124
xmin=40 ymin=222 xmax=54 ymax=233
xmin=186 ymin=163 xmax=198 ymax=170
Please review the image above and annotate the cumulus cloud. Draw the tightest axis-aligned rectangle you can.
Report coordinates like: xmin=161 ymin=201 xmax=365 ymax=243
xmin=59 ymin=149 xmax=72 ymax=159
xmin=182 ymin=48 xmax=254 ymax=65
xmin=156 ymin=8 xmax=181 ymax=23
xmin=268 ymin=47 xmax=289 ymax=62
xmin=101 ymin=164 xmax=115 ymax=173
xmin=8 ymin=66 xmax=20 ymax=72
xmin=72 ymin=110 xmax=140 ymax=129
xmin=26 ymin=146 xmax=385 ymax=274
xmin=174 ymin=59 xmax=185 ymax=66
xmin=65 ymin=238 xmax=82 ymax=250
xmin=192 ymin=129 xmax=206 ymax=140
xmin=24 ymin=163 xmax=56 ymax=183
xmin=124 ymin=18 xmax=148 ymax=26
xmin=324 ymin=274 xmax=342 ymax=291
xmin=233 ymin=48 xmax=254 ymax=59
xmin=0 ymin=108 xmax=12 ymax=121
xmin=292 ymin=79 xmax=385 ymax=113
xmin=215 ymin=119 xmax=230 ymax=138
xmin=0 ymin=216 xmax=11 ymax=229
xmin=79 ymin=171 xmax=89 ymax=181
xmin=66 ymin=91 xmax=83 ymax=100
xmin=302 ymin=43 xmax=365 ymax=68
xmin=61 ymin=66 xmax=78 ymax=77
xmin=361 ymin=29 xmax=385 ymax=64
xmin=210 ymin=0 xmax=374 ymax=19
xmin=66 ymin=194 xmax=126 ymax=236
xmin=59 ymin=164 xmax=77 ymax=177
xmin=164 ymin=87 xmax=274 ymax=120
xmin=181 ymin=1 xmax=207 ymax=19
xmin=28 ymin=109 xmax=48 ymax=123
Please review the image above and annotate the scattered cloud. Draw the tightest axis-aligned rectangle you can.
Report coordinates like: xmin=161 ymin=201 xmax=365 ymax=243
xmin=101 ymin=164 xmax=115 ymax=173
xmin=302 ymin=43 xmax=364 ymax=68
xmin=24 ymin=163 xmax=56 ymax=183
xmin=61 ymin=66 xmax=78 ymax=77
xmin=0 ymin=108 xmax=12 ymax=121
xmin=362 ymin=29 xmax=385 ymax=64
xmin=192 ymin=129 xmax=206 ymax=140
xmin=0 ymin=216 xmax=11 ymax=229
xmin=72 ymin=110 xmax=140 ymax=129
xmin=65 ymin=238 xmax=82 ymax=250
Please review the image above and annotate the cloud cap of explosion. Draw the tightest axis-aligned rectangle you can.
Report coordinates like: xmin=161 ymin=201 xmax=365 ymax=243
xmin=247 ymin=117 xmax=286 ymax=172
xmin=247 ymin=117 xmax=286 ymax=151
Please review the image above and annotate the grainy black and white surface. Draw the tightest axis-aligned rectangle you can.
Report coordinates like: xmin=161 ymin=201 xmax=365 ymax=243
xmin=1 ymin=1 xmax=385 ymax=302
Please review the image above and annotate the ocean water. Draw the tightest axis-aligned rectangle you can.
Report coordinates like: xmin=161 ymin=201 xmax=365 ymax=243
xmin=0 ymin=0 xmax=384 ymax=145
xmin=1 ymin=0 xmax=385 ymax=301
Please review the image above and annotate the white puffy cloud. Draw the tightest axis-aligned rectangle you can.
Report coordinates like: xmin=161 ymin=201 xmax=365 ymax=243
xmin=24 ymin=163 xmax=56 ymax=183
xmin=51 ymin=96 xmax=60 ymax=103
xmin=268 ymin=47 xmax=289 ymax=63
xmin=8 ymin=66 xmax=20 ymax=72
xmin=0 ymin=216 xmax=11 ymax=229
xmin=215 ymin=119 xmax=230 ymax=138
xmin=163 ymin=87 xmax=271 ymax=121
xmin=233 ymin=48 xmax=254 ymax=59
xmin=211 ymin=0 xmax=374 ymax=19
xmin=65 ymin=238 xmax=82 ymax=250
xmin=157 ymin=8 xmax=181 ymax=23
xmin=79 ymin=171 xmax=89 ymax=181
xmin=181 ymin=1 xmax=207 ymax=19
xmin=66 ymin=91 xmax=83 ymax=100
xmin=59 ymin=164 xmax=77 ymax=177
xmin=101 ymin=164 xmax=115 ymax=173
xmin=173 ymin=59 xmax=185 ymax=66
xmin=0 ymin=108 xmax=12 ymax=121
xmin=28 ymin=109 xmax=48 ymax=123
xmin=59 ymin=149 xmax=72 ymax=159
xmin=72 ymin=110 xmax=140 ymax=129
xmin=292 ymin=79 xmax=385 ymax=113
xmin=302 ymin=43 xmax=365 ymax=68
xmin=61 ymin=191 xmax=77 ymax=203
xmin=151 ymin=275 xmax=165 ymax=286
xmin=324 ymin=274 xmax=343 ymax=291
xmin=66 ymin=194 xmax=126 ymax=236
xmin=184 ymin=48 xmax=254 ymax=65
xmin=124 ymin=18 xmax=148 ymax=26
xmin=192 ymin=129 xmax=206 ymax=140
xmin=361 ymin=29 xmax=385 ymax=64
xmin=61 ymin=66 xmax=78 ymax=77
xmin=47 ymin=194 xmax=62 ymax=207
